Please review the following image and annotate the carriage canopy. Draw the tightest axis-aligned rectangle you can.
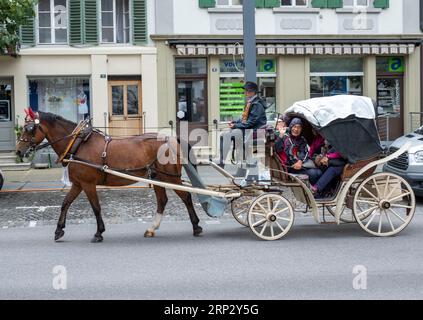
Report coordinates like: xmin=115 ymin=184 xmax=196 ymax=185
xmin=284 ymin=95 xmax=383 ymax=163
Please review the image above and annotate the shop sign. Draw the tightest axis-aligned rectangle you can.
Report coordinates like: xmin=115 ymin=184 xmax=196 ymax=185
xmin=388 ymin=57 xmax=404 ymax=73
xmin=220 ymin=59 xmax=276 ymax=73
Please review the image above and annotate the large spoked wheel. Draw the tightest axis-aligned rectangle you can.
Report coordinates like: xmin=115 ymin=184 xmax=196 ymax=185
xmin=248 ymin=194 xmax=294 ymax=241
xmin=231 ymin=195 xmax=255 ymax=227
xmin=326 ymin=205 xmax=356 ymax=223
xmin=353 ymin=173 xmax=416 ymax=237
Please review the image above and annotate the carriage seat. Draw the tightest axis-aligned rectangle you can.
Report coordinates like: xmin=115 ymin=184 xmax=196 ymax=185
xmin=340 ymin=157 xmax=378 ymax=181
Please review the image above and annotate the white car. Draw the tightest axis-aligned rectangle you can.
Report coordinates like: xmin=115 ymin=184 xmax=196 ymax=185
xmin=383 ymin=126 xmax=423 ymax=197
xmin=0 ymin=169 xmax=3 ymax=190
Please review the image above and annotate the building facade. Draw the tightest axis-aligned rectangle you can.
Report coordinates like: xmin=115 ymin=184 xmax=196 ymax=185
xmin=153 ymin=0 xmax=423 ymax=150
xmin=0 ymin=0 xmax=156 ymax=153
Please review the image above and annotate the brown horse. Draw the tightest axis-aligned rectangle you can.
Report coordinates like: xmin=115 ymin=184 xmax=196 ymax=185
xmin=16 ymin=109 xmax=202 ymax=242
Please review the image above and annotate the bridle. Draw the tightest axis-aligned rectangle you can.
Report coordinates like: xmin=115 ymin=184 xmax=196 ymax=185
xmin=19 ymin=115 xmax=84 ymax=153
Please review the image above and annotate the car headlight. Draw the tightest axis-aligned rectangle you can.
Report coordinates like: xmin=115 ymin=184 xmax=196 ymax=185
xmin=414 ymin=151 xmax=423 ymax=163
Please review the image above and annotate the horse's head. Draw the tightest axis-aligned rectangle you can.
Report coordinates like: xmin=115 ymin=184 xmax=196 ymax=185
xmin=16 ymin=108 xmax=47 ymax=160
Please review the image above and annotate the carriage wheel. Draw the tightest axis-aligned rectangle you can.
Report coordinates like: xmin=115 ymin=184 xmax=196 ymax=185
xmin=231 ymin=196 xmax=255 ymax=227
xmin=248 ymin=194 xmax=294 ymax=241
xmin=326 ymin=205 xmax=356 ymax=223
xmin=353 ymin=173 xmax=416 ymax=237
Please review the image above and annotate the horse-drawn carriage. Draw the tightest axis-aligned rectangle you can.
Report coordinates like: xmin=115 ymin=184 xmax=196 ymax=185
xmin=16 ymin=95 xmax=415 ymax=242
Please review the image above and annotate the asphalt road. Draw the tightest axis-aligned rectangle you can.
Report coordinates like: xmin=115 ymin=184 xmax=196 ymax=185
xmin=0 ymin=213 xmax=422 ymax=300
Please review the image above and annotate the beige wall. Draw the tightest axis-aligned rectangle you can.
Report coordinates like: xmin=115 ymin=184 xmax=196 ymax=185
xmin=278 ymin=56 xmax=309 ymax=111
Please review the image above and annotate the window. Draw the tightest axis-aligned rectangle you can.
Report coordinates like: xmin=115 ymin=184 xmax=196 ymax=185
xmin=344 ymin=0 xmax=369 ymax=8
xmin=281 ymin=0 xmax=308 ymax=7
xmin=37 ymin=0 xmax=68 ymax=44
xmin=28 ymin=77 xmax=90 ymax=123
xmin=101 ymin=0 xmax=130 ymax=43
xmin=219 ymin=59 xmax=277 ymax=122
xmin=310 ymin=58 xmax=364 ymax=98
xmin=216 ymin=0 xmax=243 ymax=7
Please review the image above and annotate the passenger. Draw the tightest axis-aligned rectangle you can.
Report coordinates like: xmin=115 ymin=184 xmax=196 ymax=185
xmin=279 ymin=118 xmax=309 ymax=174
xmin=310 ymin=141 xmax=347 ymax=196
xmin=306 ymin=130 xmax=325 ymax=185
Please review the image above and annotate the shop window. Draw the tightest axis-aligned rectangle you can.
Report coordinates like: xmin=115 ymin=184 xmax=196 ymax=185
xmin=219 ymin=58 xmax=277 ymax=122
xmin=37 ymin=0 xmax=68 ymax=44
xmin=310 ymin=58 xmax=363 ymax=98
xmin=101 ymin=0 xmax=130 ymax=43
xmin=28 ymin=77 xmax=90 ymax=123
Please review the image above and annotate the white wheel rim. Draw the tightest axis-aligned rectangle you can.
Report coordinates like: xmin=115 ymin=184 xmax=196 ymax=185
xmin=231 ymin=196 xmax=255 ymax=227
xmin=353 ymin=173 xmax=416 ymax=237
xmin=248 ymin=194 xmax=294 ymax=241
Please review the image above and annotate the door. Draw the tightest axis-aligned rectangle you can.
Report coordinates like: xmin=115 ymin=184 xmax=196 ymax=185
xmin=0 ymin=79 xmax=14 ymax=151
xmin=176 ymin=78 xmax=208 ymax=146
xmin=376 ymin=76 xmax=404 ymax=141
xmin=108 ymin=80 xmax=143 ymax=136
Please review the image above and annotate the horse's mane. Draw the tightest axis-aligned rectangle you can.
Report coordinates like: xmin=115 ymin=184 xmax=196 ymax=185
xmin=39 ymin=112 xmax=77 ymax=127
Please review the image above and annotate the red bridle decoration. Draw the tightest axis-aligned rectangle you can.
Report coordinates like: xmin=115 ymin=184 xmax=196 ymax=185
xmin=24 ymin=107 xmax=37 ymax=122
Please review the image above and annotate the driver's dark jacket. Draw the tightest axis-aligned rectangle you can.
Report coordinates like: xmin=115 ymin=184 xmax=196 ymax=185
xmin=233 ymin=96 xmax=267 ymax=130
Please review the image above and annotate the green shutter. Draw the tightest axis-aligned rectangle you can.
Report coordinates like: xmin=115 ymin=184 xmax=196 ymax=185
xmin=133 ymin=0 xmax=147 ymax=45
xmin=199 ymin=0 xmax=216 ymax=8
xmin=264 ymin=0 xmax=280 ymax=8
xmin=374 ymin=0 xmax=389 ymax=9
xmin=327 ymin=0 xmax=343 ymax=8
xmin=21 ymin=17 xmax=35 ymax=46
xmin=311 ymin=0 xmax=328 ymax=8
xmin=69 ymin=0 xmax=83 ymax=45
xmin=84 ymin=0 xmax=98 ymax=44
xmin=256 ymin=0 xmax=265 ymax=8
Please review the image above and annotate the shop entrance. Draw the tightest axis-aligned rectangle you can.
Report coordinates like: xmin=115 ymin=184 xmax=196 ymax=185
xmin=108 ymin=80 xmax=143 ymax=136
xmin=0 ymin=79 xmax=14 ymax=151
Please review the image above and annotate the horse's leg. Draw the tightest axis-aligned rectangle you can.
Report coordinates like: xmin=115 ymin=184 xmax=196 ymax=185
xmin=174 ymin=189 xmax=203 ymax=237
xmin=144 ymin=185 xmax=168 ymax=238
xmin=55 ymin=183 xmax=82 ymax=241
xmin=81 ymin=182 xmax=105 ymax=243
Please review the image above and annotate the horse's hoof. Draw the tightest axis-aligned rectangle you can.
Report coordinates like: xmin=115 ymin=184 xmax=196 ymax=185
xmin=54 ymin=230 xmax=65 ymax=241
xmin=193 ymin=226 xmax=203 ymax=237
xmin=144 ymin=230 xmax=155 ymax=238
xmin=91 ymin=235 xmax=103 ymax=243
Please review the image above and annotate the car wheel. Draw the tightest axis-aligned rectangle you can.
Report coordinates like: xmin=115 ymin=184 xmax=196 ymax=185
xmin=0 ymin=171 xmax=4 ymax=191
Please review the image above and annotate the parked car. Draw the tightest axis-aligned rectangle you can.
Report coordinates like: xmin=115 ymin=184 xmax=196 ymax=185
xmin=383 ymin=126 xmax=423 ymax=197
xmin=0 ymin=169 xmax=4 ymax=191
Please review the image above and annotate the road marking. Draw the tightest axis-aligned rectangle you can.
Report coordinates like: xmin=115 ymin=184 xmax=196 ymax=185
xmin=205 ymin=220 xmax=221 ymax=225
xmin=16 ymin=206 xmax=60 ymax=213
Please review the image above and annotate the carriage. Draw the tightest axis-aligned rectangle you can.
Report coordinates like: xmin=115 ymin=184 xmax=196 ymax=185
xmin=17 ymin=95 xmax=416 ymax=242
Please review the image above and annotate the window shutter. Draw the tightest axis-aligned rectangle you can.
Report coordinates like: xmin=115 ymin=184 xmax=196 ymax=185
xmin=256 ymin=0 xmax=265 ymax=8
xmin=374 ymin=0 xmax=389 ymax=9
xmin=199 ymin=0 xmax=216 ymax=8
xmin=311 ymin=0 xmax=328 ymax=8
xmin=84 ymin=0 xmax=98 ymax=44
xmin=327 ymin=0 xmax=343 ymax=8
xmin=264 ymin=0 xmax=281 ymax=8
xmin=69 ymin=0 xmax=83 ymax=45
xmin=21 ymin=17 xmax=35 ymax=46
xmin=133 ymin=0 xmax=147 ymax=45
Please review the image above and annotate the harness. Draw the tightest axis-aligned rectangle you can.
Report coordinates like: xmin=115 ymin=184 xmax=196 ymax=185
xmin=20 ymin=116 xmax=182 ymax=180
